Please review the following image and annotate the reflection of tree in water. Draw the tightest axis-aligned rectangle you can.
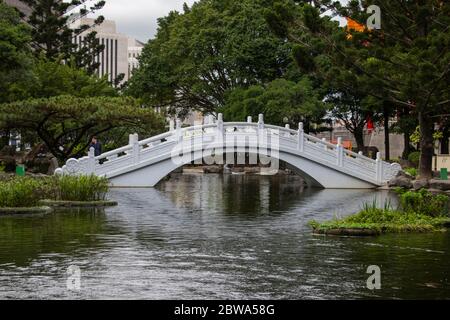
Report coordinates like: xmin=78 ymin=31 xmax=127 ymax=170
xmin=0 ymin=208 xmax=110 ymax=267
xmin=221 ymin=175 xmax=313 ymax=216
xmin=159 ymin=170 xmax=314 ymax=216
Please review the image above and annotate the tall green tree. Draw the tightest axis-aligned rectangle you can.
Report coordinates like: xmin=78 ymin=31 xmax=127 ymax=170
xmin=0 ymin=96 xmax=165 ymax=162
xmin=27 ymin=58 xmax=117 ymax=98
xmin=20 ymin=0 xmax=106 ymax=74
xmin=127 ymin=0 xmax=293 ymax=116
xmin=0 ymin=1 xmax=33 ymax=103
xmin=267 ymin=0 xmax=450 ymax=178
xmin=0 ymin=1 xmax=34 ymax=148
xmin=222 ymin=77 xmax=326 ymax=131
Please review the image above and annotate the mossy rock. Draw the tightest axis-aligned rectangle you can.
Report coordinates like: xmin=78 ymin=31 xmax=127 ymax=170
xmin=38 ymin=200 xmax=118 ymax=208
xmin=0 ymin=206 xmax=52 ymax=215
xmin=313 ymin=227 xmax=381 ymax=237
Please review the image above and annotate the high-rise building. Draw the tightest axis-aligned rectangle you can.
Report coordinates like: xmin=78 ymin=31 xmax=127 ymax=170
xmin=4 ymin=0 xmax=32 ymax=16
xmin=70 ymin=18 xmax=144 ymax=84
xmin=4 ymin=2 xmax=144 ymax=84
xmin=128 ymin=38 xmax=145 ymax=80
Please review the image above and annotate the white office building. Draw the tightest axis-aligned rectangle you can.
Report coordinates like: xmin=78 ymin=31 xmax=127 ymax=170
xmin=70 ymin=18 xmax=144 ymax=84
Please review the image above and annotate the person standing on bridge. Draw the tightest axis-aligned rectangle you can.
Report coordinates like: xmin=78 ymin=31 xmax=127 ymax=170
xmin=89 ymin=136 xmax=102 ymax=157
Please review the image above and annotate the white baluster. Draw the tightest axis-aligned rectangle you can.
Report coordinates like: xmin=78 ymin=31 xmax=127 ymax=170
xmin=298 ymin=122 xmax=304 ymax=152
xmin=376 ymin=152 xmax=383 ymax=183
xmin=217 ymin=113 xmax=224 ymax=141
xmin=283 ymin=124 xmax=290 ymax=137
xmin=322 ymin=138 xmax=327 ymax=150
xmin=336 ymin=137 xmax=344 ymax=167
xmin=358 ymin=151 xmax=364 ymax=162
xmin=88 ymin=147 xmax=96 ymax=174
xmin=131 ymin=133 xmax=140 ymax=165
xmin=176 ymin=119 xmax=182 ymax=142
xmin=258 ymin=114 xmax=264 ymax=130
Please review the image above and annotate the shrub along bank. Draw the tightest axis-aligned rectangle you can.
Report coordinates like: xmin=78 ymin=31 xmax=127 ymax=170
xmin=310 ymin=189 xmax=450 ymax=236
xmin=0 ymin=175 xmax=109 ymax=208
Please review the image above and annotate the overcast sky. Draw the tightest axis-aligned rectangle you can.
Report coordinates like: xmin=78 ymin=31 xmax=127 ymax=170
xmin=86 ymin=0 xmax=196 ymax=42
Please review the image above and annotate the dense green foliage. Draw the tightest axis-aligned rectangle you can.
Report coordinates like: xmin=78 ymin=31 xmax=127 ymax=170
xmin=0 ymin=175 xmax=109 ymax=207
xmin=0 ymin=2 xmax=153 ymax=157
xmin=267 ymin=0 xmax=450 ymax=174
xmin=27 ymin=59 xmax=117 ymax=98
xmin=397 ymin=189 xmax=449 ymax=218
xmin=0 ymin=96 xmax=165 ymax=161
xmin=54 ymin=175 xmax=109 ymax=202
xmin=310 ymin=190 xmax=450 ymax=234
xmin=408 ymin=152 xmax=421 ymax=168
xmin=221 ymin=78 xmax=325 ymax=128
xmin=20 ymin=0 xmax=106 ymax=74
xmin=0 ymin=2 xmax=33 ymax=103
xmin=127 ymin=0 xmax=294 ymax=116
xmin=0 ymin=177 xmax=50 ymax=207
xmin=310 ymin=207 xmax=449 ymax=233
xmin=403 ymin=167 xmax=417 ymax=178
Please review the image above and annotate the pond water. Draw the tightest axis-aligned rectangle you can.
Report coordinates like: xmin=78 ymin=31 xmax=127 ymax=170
xmin=0 ymin=174 xmax=449 ymax=299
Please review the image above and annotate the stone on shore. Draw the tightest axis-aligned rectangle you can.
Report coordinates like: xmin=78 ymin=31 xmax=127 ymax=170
xmin=388 ymin=171 xmax=413 ymax=189
xmin=429 ymin=179 xmax=450 ymax=191
xmin=413 ymin=179 xmax=429 ymax=190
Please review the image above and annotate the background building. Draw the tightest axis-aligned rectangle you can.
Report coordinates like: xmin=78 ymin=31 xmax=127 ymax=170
xmin=70 ymin=18 xmax=144 ymax=84
xmin=4 ymin=0 xmax=32 ymax=16
xmin=128 ymin=38 xmax=145 ymax=80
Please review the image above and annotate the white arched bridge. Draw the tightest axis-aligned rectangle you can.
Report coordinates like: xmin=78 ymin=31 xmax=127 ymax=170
xmin=55 ymin=114 xmax=401 ymax=189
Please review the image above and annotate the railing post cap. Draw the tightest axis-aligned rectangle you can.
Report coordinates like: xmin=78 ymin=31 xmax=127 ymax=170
xmin=258 ymin=114 xmax=264 ymax=123
xmin=299 ymin=122 xmax=304 ymax=131
xmin=218 ymin=113 xmax=223 ymax=121
xmin=376 ymin=152 xmax=382 ymax=160
xmin=285 ymin=124 xmax=290 ymax=129
xmin=247 ymin=116 xmax=252 ymax=123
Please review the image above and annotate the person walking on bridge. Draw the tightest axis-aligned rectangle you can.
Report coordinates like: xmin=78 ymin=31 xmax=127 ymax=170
xmin=89 ymin=136 xmax=102 ymax=157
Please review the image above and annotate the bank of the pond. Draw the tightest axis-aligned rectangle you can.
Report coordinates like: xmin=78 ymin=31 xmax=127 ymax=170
xmin=0 ymin=206 xmax=52 ymax=215
xmin=310 ymin=189 xmax=450 ymax=236
xmin=39 ymin=199 xmax=118 ymax=208
xmin=0 ymin=175 xmax=114 ymax=213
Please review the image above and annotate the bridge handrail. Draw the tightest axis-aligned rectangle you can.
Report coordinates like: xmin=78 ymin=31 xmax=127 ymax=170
xmin=182 ymin=123 xmax=217 ymax=134
xmin=139 ymin=131 xmax=174 ymax=146
xmin=303 ymin=133 xmax=337 ymax=150
xmin=223 ymin=122 xmax=257 ymax=128
xmin=95 ymin=145 xmax=132 ymax=161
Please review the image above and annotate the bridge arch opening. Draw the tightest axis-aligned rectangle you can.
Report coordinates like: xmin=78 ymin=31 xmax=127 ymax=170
xmin=108 ymin=147 xmax=376 ymax=189
xmin=160 ymin=154 xmax=320 ymax=188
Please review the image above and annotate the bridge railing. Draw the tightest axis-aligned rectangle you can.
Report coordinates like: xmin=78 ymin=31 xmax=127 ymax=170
xmin=56 ymin=113 xmax=400 ymax=185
